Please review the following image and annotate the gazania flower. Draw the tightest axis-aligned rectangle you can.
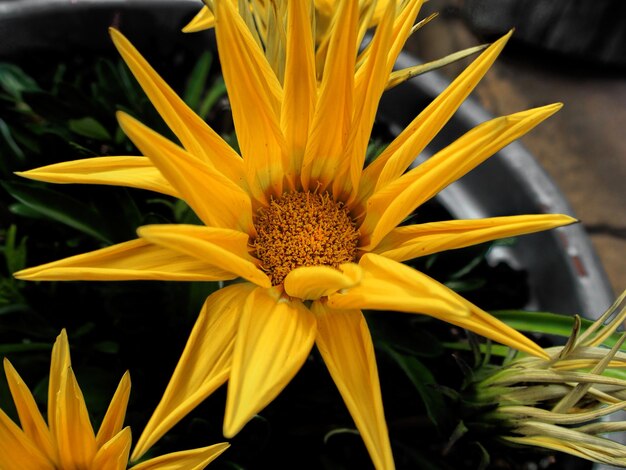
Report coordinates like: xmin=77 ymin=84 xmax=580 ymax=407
xmin=14 ymin=0 xmax=576 ymax=468
xmin=0 ymin=330 xmax=228 ymax=470
xmin=183 ymin=0 xmax=389 ymax=41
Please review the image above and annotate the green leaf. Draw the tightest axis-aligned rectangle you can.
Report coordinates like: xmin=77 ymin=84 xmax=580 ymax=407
xmin=93 ymin=341 xmax=119 ymax=354
xmin=0 ymin=63 xmax=40 ymax=99
xmin=198 ymin=76 xmax=227 ymax=120
xmin=68 ymin=117 xmax=112 ymax=141
xmin=380 ymin=344 xmax=446 ymax=428
xmin=444 ymin=278 xmax=486 ymax=293
xmin=492 ymin=310 xmax=626 ymax=351
xmin=0 ymin=304 xmax=31 ymax=316
xmin=368 ymin=313 xmax=443 ymax=357
xmin=0 ymin=118 xmax=25 ymax=163
xmin=9 ymin=202 xmax=46 ymax=219
xmin=0 ymin=342 xmax=52 ymax=355
xmin=3 ymin=225 xmax=27 ymax=273
xmin=184 ymin=51 xmax=213 ymax=111
xmin=2 ymin=180 xmax=114 ymax=243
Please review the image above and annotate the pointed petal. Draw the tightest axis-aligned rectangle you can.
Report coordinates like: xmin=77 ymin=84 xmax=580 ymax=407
xmin=16 ymin=157 xmax=178 ymax=197
xmin=264 ymin=1 xmax=287 ymax=84
xmin=96 ymin=371 xmax=131 ymax=448
xmin=118 ymin=112 xmax=254 ymax=233
xmin=92 ymin=427 xmax=132 ymax=470
xmin=448 ymin=297 xmax=549 ymax=359
xmin=381 ymin=0 xmax=425 ymax=73
xmin=55 ymin=366 xmax=97 ymax=469
xmin=224 ymin=287 xmax=316 ymax=437
xmin=281 ymin=0 xmax=316 ymax=185
xmin=137 ymin=225 xmax=271 ymax=288
xmin=354 ymin=0 xmax=423 ymax=93
xmin=328 ymin=253 xmax=468 ymax=317
xmin=182 ymin=6 xmax=215 ymax=33
xmin=313 ymin=303 xmax=394 ymax=470
xmin=0 ymin=408 xmax=54 ymax=470
xmin=361 ymin=104 xmax=563 ymax=249
xmin=301 ymin=0 xmax=357 ymax=191
xmin=215 ymin=0 xmax=286 ymax=200
xmin=48 ymin=329 xmax=71 ymax=439
xmin=334 ymin=0 xmax=395 ymax=200
xmin=330 ymin=254 xmax=547 ymax=358
xmin=373 ymin=214 xmax=578 ymax=262
xmin=131 ymin=283 xmax=254 ymax=461
xmin=358 ymin=31 xmax=513 ymax=202
xmin=3 ymin=359 xmax=56 ymax=463
xmin=14 ymin=238 xmax=236 ymax=282
xmin=130 ymin=443 xmax=230 ymax=470
xmin=284 ymin=263 xmax=362 ymax=300
xmin=109 ymin=28 xmax=244 ymax=184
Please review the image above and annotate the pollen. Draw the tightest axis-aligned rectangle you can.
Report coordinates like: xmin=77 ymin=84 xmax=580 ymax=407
xmin=253 ymin=191 xmax=360 ymax=286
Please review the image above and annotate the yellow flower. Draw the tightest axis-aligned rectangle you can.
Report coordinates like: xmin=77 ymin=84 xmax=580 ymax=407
xmin=183 ymin=0 xmax=389 ymax=41
xmin=0 ymin=330 xmax=228 ymax=470
xmin=14 ymin=1 xmax=576 ymax=468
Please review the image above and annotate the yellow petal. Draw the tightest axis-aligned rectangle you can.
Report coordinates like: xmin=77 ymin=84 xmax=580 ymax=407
xmin=328 ymin=253 xmax=468 ymax=317
xmin=3 ymin=358 xmax=56 ymax=464
xmin=182 ymin=6 xmax=215 ymax=33
xmin=446 ymin=298 xmax=549 ymax=359
xmin=224 ymin=287 xmax=316 ymax=437
xmin=16 ymin=157 xmax=178 ymax=197
xmin=301 ymin=0 xmax=357 ymax=191
xmin=117 ymin=112 xmax=254 ymax=233
xmin=130 ymin=442 xmax=230 ymax=470
xmin=283 ymin=263 xmax=362 ymax=300
xmin=355 ymin=0 xmax=423 ymax=87
xmin=55 ymin=366 xmax=97 ymax=469
xmin=264 ymin=1 xmax=287 ymax=84
xmin=91 ymin=427 xmax=132 ymax=470
xmin=48 ymin=329 xmax=71 ymax=438
xmin=137 ymin=224 xmax=271 ymax=288
xmin=0 ymin=408 xmax=54 ymax=470
xmin=358 ymin=31 xmax=513 ymax=203
xmin=215 ymin=0 xmax=286 ymax=201
xmin=96 ymin=371 xmax=131 ymax=448
xmin=360 ymin=104 xmax=563 ymax=249
xmin=335 ymin=0 xmax=395 ymax=200
xmin=109 ymin=28 xmax=244 ymax=184
xmin=330 ymin=254 xmax=547 ymax=358
xmin=313 ymin=303 xmax=394 ymax=470
xmin=373 ymin=214 xmax=578 ymax=262
xmin=14 ymin=238 xmax=236 ymax=282
xmin=382 ymin=0 xmax=425 ymax=70
xmin=131 ymin=283 xmax=254 ymax=461
xmin=281 ymin=0 xmax=316 ymax=185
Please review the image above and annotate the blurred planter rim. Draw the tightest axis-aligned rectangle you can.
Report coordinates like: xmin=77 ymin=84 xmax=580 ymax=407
xmin=0 ymin=0 xmax=613 ymax=318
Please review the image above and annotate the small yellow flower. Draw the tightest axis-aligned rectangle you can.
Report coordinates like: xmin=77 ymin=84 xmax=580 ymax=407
xmin=0 ymin=330 xmax=228 ymax=470
xmin=14 ymin=1 xmax=576 ymax=468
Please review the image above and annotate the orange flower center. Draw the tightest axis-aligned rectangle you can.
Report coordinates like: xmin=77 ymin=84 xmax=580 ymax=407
xmin=253 ymin=191 xmax=360 ymax=286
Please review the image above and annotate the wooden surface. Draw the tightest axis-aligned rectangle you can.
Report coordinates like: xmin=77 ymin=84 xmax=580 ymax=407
xmin=405 ymin=1 xmax=626 ymax=297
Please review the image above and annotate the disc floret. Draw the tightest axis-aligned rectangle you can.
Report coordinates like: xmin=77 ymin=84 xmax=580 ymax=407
xmin=253 ymin=191 xmax=360 ymax=286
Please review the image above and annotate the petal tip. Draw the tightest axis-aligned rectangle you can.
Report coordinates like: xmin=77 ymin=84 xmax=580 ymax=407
xmin=222 ymin=420 xmax=241 ymax=440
